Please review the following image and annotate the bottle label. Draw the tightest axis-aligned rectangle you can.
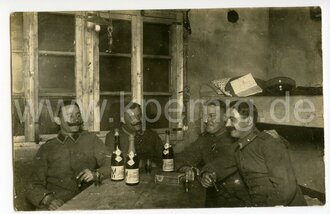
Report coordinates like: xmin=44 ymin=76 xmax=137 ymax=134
xmin=111 ymin=166 xmax=124 ymax=180
xmin=127 ymin=159 xmax=135 ymax=166
xmin=162 ymin=159 xmax=174 ymax=172
xmin=115 ymin=156 xmax=123 ymax=162
xmin=128 ymin=151 xmax=135 ymax=159
xmin=114 ymin=148 xmax=122 ymax=156
xmin=164 ymin=142 xmax=170 ymax=149
xmin=127 ymin=152 xmax=136 ymax=166
xmin=125 ymin=168 xmax=139 ymax=184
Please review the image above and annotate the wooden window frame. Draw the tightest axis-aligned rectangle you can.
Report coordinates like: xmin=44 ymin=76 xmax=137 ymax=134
xmin=15 ymin=11 xmax=184 ymax=143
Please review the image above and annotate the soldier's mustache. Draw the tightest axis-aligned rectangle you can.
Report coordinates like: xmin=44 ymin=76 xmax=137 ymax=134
xmin=67 ymin=121 xmax=83 ymax=126
xmin=226 ymin=126 xmax=236 ymax=132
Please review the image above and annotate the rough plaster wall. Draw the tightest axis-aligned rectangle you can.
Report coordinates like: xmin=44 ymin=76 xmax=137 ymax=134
xmin=187 ymin=8 xmax=269 ymax=83
xmin=182 ymin=8 xmax=324 ymax=192
xmin=183 ymin=8 xmax=270 ymax=147
xmin=268 ymin=7 xmax=322 ymax=86
xmin=185 ymin=8 xmax=323 ymax=144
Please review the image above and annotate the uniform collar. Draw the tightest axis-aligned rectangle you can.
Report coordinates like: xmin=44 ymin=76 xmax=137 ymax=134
xmin=237 ymin=127 xmax=260 ymax=150
xmin=57 ymin=131 xmax=81 ymax=144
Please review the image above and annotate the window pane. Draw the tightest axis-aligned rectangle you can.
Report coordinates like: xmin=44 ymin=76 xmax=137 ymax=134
xmin=100 ymin=95 xmax=132 ymax=131
xmin=39 ymin=55 xmax=75 ymax=92
xmin=12 ymin=98 xmax=25 ymax=136
xmin=10 ymin=12 xmax=24 ymax=51
xmin=99 ymin=19 xmax=131 ymax=54
xmin=38 ymin=13 xmax=75 ymax=52
xmin=143 ymin=58 xmax=170 ymax=92
xmin=144 ymin=95 xmax=170 ymax=129
xmin=143 ymin=23 xmax=170 ymax=55
xmin=38 ymin=98 xmax=75 ymax=134
xmin=100 ymin=56 xmax=131 ymax=92
xmin=12 ymin=53 xmax=24 ymax=93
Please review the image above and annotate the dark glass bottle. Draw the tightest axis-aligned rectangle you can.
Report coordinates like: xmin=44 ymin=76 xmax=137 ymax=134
xmin=125 ymin=134 xmax=139 ymax=185
xmin=162 ymin=130 xmax=174 ymax=172
xmin=111 ymin=129 xmax=124 ymax=181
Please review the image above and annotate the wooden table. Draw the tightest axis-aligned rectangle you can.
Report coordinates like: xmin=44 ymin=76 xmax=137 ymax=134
xmin=58 ymin=171 xmax=205 ymax=210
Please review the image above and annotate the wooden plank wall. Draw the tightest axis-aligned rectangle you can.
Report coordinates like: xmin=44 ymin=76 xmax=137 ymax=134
xmin=170 ymin=21 xmax=184 ymax=141
xmin=131 ymin=15 xmax=143 ymax=105
xmin=23 ymin=13 xmax=38 ymax=142
xmin=76 ymin=12 xmax=100 ymax=132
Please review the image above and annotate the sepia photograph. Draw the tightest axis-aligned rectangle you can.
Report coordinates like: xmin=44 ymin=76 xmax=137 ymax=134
xmin=6 ymin=1 xmax=327 ymax=213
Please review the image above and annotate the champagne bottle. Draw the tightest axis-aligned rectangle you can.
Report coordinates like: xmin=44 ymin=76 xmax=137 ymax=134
xmin=111 ymin=129 xmax=124 ymax=181
xmin=162 ymin=130 xmax=174 ymax=172
xmin=125 ymin=134 xmax=139 ymax=185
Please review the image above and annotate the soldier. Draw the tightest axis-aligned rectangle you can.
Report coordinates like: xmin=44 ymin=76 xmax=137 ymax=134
xmin=176 ymin=100 xmax=251 ymax=207
xmin=105 ymin=102 xmax=163 ymax=167
xmin=225 ymin=100 xmax=306 ymax=206
xmin=26 ymin=101 xmax=111 ymax=210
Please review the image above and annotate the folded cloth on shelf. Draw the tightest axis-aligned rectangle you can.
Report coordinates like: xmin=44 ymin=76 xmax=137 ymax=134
xmin=211 ymin=77 xmax=232 ymax=96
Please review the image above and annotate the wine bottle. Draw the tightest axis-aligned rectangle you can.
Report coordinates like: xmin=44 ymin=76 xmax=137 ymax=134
xmin=162 ymin=130 xmax=174 ymax=172
xmin=111 ymin=129 xmax=124 ymax=181
xmin=125 ymin=134 xmax=139 ymax=185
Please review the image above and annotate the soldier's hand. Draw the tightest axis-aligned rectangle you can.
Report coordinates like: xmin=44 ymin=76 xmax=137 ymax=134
xmin=180 ymin=166 xmax=195 ymax=181
xmin=48 ymin=199 xmax=64 ymax=210
xmin=41 ymin=194 xmax=64 ymax=210
xmin=76 ymin=169 xmax=95 ymax=183
xmin=201 ymin=172 xmax=216 ymax=188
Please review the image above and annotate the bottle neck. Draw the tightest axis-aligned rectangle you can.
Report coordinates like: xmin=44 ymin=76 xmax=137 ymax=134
xmin=165 ymin=133 xmax=170 ymax=145
xmin=114 ymin=136 xmax=121 ymax=150
xmin=127 ymin=135 xmax=136 ymax=154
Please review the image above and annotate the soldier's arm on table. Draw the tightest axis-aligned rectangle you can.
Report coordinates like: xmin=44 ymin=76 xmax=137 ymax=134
xmin=93 ymin=135 xmax=112 ymax=179
xmin=25 ymin=144 xmax=53 ymax=207
xmin=262 ymin=136 xmax=297 ymax=206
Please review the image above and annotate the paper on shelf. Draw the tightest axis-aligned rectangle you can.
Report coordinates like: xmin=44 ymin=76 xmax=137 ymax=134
xmin=230 ymin=73 xmax=262 ymax=97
